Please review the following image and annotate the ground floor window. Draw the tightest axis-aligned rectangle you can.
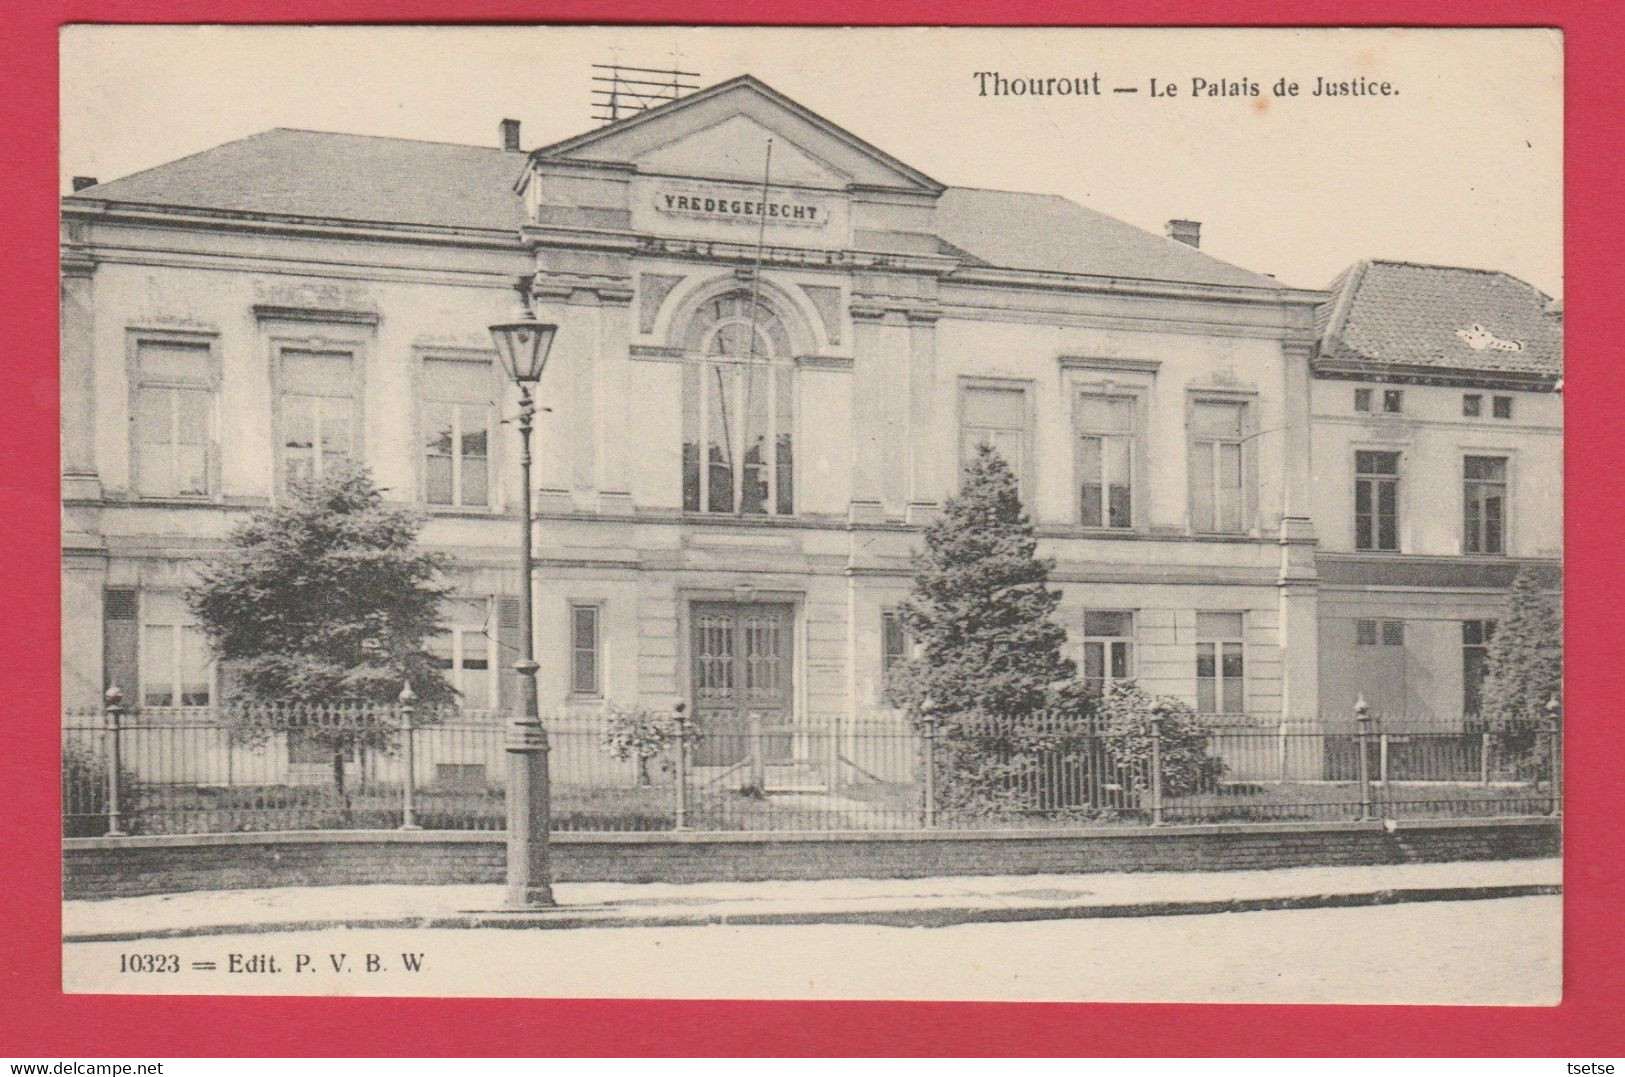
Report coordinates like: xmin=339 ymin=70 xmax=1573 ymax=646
xmin=1081 ymin=610 xmax=1134 ymax=696
xmin=1195 ymin=611 xmax=1245 ymax=715
xmin=139 ymin=592 xmax=212 ymax=707
xmin=429 ymin=597 xmax=497 ymax=709
xmin=570 ymin=604 xmax=602 ymax=697
xmin=1462 ymin=619 xmax=1497 ymax=716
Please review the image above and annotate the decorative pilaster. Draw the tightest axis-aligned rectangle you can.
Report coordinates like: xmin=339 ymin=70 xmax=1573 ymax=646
xmin=60 ymin=248 xmax=101 ymax=503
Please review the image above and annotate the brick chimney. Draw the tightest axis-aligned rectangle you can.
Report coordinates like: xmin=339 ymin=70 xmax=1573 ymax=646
xmin=72 ymin=176 xmax=98 ymax=192
xmin=1165 ymin=219 xmax=1201 ymax=248
xmin=500 ymin=119 xmax=521 ymax=153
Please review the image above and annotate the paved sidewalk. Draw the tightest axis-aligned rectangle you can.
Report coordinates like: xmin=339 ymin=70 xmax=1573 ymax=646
xmin=63 ymin=858 xmax=1561 ymax=942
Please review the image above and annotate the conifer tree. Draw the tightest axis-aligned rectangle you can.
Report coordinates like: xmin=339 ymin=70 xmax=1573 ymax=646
xmin=1479 ymin=567 xmax=1563 ymax=729
xmin=894 ymin=444 xmax=1075 ymax=716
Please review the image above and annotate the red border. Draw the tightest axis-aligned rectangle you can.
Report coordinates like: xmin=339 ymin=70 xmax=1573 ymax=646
xmin=4 ymin=1 xmax=1622 ymax=1058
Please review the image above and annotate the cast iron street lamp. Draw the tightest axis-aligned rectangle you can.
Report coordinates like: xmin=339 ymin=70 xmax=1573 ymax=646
xmin=489 ymin=277 xmax=559 ymax=909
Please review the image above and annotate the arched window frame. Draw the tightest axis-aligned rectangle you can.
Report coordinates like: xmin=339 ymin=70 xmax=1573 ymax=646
xmin=679 ymin=289 xmax=799 ymax=517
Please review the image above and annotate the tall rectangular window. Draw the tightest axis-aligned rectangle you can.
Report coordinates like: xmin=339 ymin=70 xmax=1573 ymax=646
xmin=1076 ymin=394 xmax=1135 ymax=528
xmin=423 ymin=356 xmax=493 ymax=508
xmin=140 ymin=592 xmax=212 ymax=708
xmin=1196 ymin=611 xmax=1245 ymax=715
xmin=1190 ymin=400 xmax=1246 ymax=533
xmin=881 ymin=609 xmax=911 ymax=703
xmin=1081 ymin=611 xmax=1134 ymax=696
xmin=1464 ymin=456 xmax=1508 ymax=554
xmin=961 ymin=383 xmax=1029 ymax=493
xmin=1462 ymin=619 xmax=1497 ymax=715
xmin=570 ymin=605 xmax=601 ymax=696
xmin=280 ymin=349 xmax=355 ymax=489
xmin=1354 ymin=450 xmax=1401 ymax=551
xmin=429 ymin=598 xmax=496 ymax=709
xmin=132 ymin=339 xmax=213 ymax=498
xmin=1354 ymin=388 xmax=1372 ymax=413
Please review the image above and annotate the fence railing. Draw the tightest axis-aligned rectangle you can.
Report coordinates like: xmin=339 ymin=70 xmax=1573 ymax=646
xmin=63 ymin=696 xmax=1562 ymax=838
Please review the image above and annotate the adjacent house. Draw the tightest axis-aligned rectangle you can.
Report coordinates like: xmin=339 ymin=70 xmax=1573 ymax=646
xmin=1309 ymin=260 xmax=1563 ymax=725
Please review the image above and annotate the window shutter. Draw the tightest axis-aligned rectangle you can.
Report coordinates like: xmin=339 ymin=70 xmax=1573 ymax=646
xmin=103 ymin=588 xmax=139 ymax=700
xmin=496 ymin=595 xmax=523 ymax=712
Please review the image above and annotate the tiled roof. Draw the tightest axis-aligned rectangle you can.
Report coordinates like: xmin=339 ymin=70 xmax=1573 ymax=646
xmin=1317 ymin=260 xmax=1562 ymax=378
xmin=66 ymin=127 xmax=1279 ymax=289
xmin=66 ymin=128 xmax=530 ymax=232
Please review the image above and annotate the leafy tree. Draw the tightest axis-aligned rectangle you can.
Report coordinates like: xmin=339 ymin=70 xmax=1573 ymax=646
xmin=188 ymin=464 xmax=456 ymax=807
xmin=892 ymin=444 xmax=1074 ymax=717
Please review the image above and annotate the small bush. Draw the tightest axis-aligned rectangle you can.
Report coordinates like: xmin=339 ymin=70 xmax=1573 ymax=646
xmin=1094 ymin=681 xmax=1227 ymax=798
xmin=61 ymin=741 xmax=141 ymax=837
xmin=599 ymin=706 xmax=679 ymax=784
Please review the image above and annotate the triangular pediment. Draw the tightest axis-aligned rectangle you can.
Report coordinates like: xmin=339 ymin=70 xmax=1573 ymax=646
xmin=533 ymin=76 xmax=943 ymax=194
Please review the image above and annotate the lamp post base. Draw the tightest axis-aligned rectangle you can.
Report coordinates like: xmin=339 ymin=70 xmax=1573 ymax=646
xmin=504 ymin=883 xmax=557 ymax=910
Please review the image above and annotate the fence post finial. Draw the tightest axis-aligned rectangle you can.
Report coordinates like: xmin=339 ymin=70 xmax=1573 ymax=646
xmin=102 ymin=684 xmax=127 ymax=837
xmin=398 ymin=681 xmax=420 ymax=831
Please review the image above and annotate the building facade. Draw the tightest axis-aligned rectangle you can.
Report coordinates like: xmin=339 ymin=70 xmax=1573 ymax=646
xmin=62 ymin=76 xmax=1552 ymax=743
xmin=1308 ymin=261 xmax=1563 ymax=725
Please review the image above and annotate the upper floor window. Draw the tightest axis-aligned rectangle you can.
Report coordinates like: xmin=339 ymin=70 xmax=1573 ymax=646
xmin=681 ymin=293 xmax=794 ymax=515
xmin=1076 ymin=394 xmax=1135 ymax=529
xmin=1493 ymin=395 xmax=1514 ymax=419
xmin=140 ymin=591 xmax=212 ymax=708
xmin=429 ymin=597 xmax=496 ymax=709
xmin=1464 ymin=455 xmax=1508 ymax=554
xmin=1356 ymin=618 xmax=1406 ymax=646
xmin=278 ymin=348 xmax=356 ymax=490
xmin=1382 ymin=389 xmax=1404 ymax=414
xmin=1354 ymin=450 xmax=1401 ymax=551
xmin=1189 ymin=400 xmax=1247 ymax=533
xmin=961 ymin=383 xmax=1030 ymax=493
xmin=423 ymin=356 xmax=494 ymax=508
xmin=1081 ymin=610 xmax=1135 ymax=696
xmin=1463 ymin=394 xmax=1483 ymax=417
xmin=1354 ymin=388 xmax=1373 ymax=413
xmin=131 ymin=337 xmax=214 ymax=498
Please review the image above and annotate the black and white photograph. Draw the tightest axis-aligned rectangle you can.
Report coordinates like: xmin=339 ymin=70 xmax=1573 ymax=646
xmin=58 ymin=25 xmax=1563 ymax=1004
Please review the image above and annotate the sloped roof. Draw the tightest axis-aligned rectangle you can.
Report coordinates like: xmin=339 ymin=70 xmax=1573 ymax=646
xmin=1317 ymin=260 xmax=1562 ymax=378
xmin=65 ymin=107 xmax=1279 ymax=289
xmin=66 ymin=128 xmax=529 ymax=232
xmin=934 ymin=187 xmax=1280 ymax=289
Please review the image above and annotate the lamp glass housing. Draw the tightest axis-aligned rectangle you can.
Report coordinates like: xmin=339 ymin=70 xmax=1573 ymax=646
xmin=489 ymin=315 xmax=557 ymax=384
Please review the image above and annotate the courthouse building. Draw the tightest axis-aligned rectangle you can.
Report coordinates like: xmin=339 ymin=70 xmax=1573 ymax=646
xmin=60 ymin=75 xmax=1557 ymax=742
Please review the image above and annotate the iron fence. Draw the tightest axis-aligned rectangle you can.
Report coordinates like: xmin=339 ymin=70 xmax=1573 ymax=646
xmin=62 ymin=699 xmax=1561 ymax=837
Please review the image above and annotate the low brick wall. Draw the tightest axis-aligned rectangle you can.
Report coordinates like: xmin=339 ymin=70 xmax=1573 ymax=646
xmin=62 ymin=817 xmax=1560 ymax=900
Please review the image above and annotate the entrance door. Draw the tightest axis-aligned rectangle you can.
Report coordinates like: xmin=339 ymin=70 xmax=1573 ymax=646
xmin=690 ymin=602 xmax=794 ymax=767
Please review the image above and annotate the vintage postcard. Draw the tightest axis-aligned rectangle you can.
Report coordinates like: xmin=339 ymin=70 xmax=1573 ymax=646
xmin=58 ymin=24 xmax=1563 ymax=1005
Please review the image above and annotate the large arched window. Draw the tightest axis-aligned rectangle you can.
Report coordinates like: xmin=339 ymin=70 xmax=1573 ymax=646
xmin=681 ymin=292 xmax=795 ymax=515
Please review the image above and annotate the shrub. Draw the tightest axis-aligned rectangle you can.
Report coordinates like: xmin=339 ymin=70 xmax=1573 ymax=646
xmin=599 ymin=705 xmax=679 ymax=785
xmin=61 ymin=741 xmax=141 ymax=837
xmin=1095 ymin=681 xmax=1227 ymax=798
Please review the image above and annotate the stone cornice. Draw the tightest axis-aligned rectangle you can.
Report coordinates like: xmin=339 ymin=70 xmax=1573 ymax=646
xmin=60 ymin=200 xmax=524 ymax=251
xmin=1311 ymin=358 xmax=1559 ymax=392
